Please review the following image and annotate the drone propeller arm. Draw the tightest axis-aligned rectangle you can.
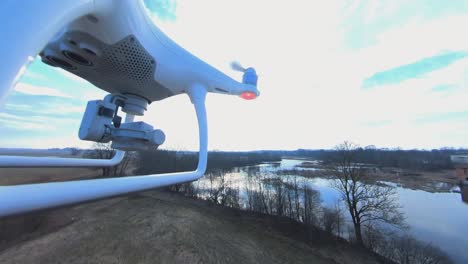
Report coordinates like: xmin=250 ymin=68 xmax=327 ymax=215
xmin=0 ymin=85 xmax=208 ymax=217
xmin=203 ymin=63 xmax=259 ymax=98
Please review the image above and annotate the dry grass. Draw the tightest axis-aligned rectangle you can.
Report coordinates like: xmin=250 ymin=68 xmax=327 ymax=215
xmin=0 ymin=167 xmax=102 ymax=186
xmin=282 ymin=161 xmax=459 ymax=192
xmin=368 ymin=168 xmax=458 ymax=192
xmin=0 ymin=191 xmax=386 ymax=264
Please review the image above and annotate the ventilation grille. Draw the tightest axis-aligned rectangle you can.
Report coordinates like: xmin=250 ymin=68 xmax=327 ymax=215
xmin=102 ymin=36 xmax=155 ymax=86
xmin=41 ymin=32 xmax=173 ymax=102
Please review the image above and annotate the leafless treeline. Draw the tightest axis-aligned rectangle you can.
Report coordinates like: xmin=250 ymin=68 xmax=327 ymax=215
xmin=86 ymin=143 xmax=135 ymax=177
xmin=362 ymin=228 xmax=453 ymax=264
xmin=172 ymin=171 xmax=344 ymax=236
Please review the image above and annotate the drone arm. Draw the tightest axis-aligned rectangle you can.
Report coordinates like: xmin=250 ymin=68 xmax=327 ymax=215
xmin=214 ymin=77 xmax=258 ymax=97
xmin=200 ymin=64 xmax=259 ymax=98
xmin=0 ymin=85 xmax=208 ymax=217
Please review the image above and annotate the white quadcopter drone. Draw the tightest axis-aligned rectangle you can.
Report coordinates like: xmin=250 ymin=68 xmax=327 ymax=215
xmin=0 ymin=0 xmax=259 ymax=217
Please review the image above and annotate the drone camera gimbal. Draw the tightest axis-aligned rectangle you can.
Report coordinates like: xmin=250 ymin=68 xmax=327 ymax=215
xmin=79 ymin=94 xmax=166 ymax=151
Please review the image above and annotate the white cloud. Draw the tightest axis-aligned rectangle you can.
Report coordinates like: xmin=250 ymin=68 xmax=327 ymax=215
xmin=13 ymin=82 xmax=72 ymax=98
xmin=4 ymin=102 xmax=84 ymax=116
xmin=0 ymin=110 xmax=87 ymax=148
xmin=0 ymin=112 xmax=55 ymax=131
xmin=355 ymin=14 xmax=468 ymax=75
xmin=54 ymin=68 xmax=89 ymax=84
xmin=0 ymin=118 xmax=53 ymax=131
xmin=0 ymin=111 xmax=79 ymax=132
xmin=0 ymin=134 xmax=92 ymax=149
xmin=81 ymin=89 xmax=107 ymax=101
xmin=21 ymin=70 xmax=47 ymax=81
xmin=0 ymin=112 xmax=31 ymax=122
xmin=4 ymin=103 xmax=33 ymax=111
xmin=34 ymin=101 xmax=85 ymax=116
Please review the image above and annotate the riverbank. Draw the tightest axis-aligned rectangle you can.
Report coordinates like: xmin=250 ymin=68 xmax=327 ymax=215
xmin=0 ymin=191 xmax=388 ymax=264
xmin=290 ymin=160 xmax=458 ymax=192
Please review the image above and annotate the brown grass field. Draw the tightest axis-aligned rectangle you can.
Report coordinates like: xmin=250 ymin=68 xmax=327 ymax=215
xmin=0 ymin=167 xmax=102 ymax=185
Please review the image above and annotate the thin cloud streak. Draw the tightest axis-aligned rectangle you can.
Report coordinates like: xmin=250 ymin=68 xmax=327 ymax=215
xmin=13 ymin=82 xmax=72 ymax=98
xmin=363 ymin=51 xmax=468 ymax=88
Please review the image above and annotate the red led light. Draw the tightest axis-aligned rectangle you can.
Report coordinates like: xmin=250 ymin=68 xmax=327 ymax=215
xmin=240 ymin=91 xmax=257 ymax=100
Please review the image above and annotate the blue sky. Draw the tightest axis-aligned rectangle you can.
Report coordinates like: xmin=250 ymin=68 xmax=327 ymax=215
xmin=1 ymin=0 xmax=468 ymax=150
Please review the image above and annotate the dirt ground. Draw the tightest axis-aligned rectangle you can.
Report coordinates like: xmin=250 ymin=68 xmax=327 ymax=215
xmin=0 ymin=191 xmax=386 ymax=264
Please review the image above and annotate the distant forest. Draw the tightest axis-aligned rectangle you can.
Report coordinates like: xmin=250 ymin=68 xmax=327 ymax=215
xmin=134 ymin=146 xmax=467 ymax=174
xmin=136 ymin=150 xmax=282 ymax=175
xmin=292 ymin=147 xmax=468 ymax=171
xmin=56 ymin=144 xmax=468 ymax=174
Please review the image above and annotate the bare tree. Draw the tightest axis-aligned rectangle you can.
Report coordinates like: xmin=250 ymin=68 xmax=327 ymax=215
xmin=89 ymin=143 xmax=133 ymax=177
xmin=293 ymin=176 xmax=301 ymax=221
xmin=302 ymin=182 xmax=320 ymax=225
xmin=362 ymin=222 xmax=387 ymax=252
xmin=381 ymin=235 xmax=454 ymax=264
xmin=245 ymin=173 xmax=270 ymax=214
xmin=331 ymin=141 xmax=405 ymax=246
xmin=245 ymin=176 xmax=256 ymax=211
xmin=207 ymin=171 xmax=225 ymax=204
xmin=90 ymin=143 xmax=114 ymax=177
xmin=272 ymin=177 xmax=286 ymax=216
xmin=321 ymin=203 xmax=344 ymax=236
xmin=255 ymin=173 xmax=272 ymax=214
xmin=224 ymin=187 xmax=240 ymax=208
